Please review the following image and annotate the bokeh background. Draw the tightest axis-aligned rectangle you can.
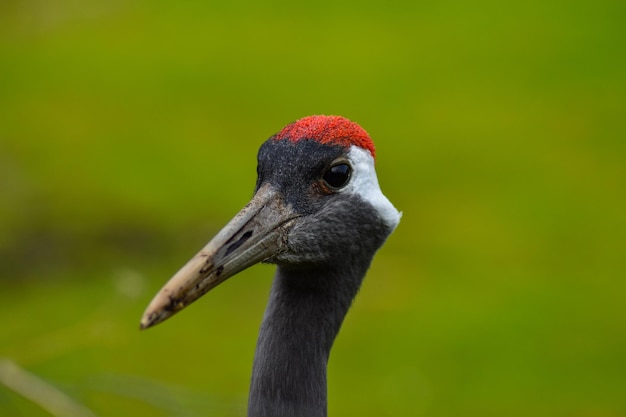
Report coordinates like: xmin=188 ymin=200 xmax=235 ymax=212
xmin=1 ymin=0 xmax=625 ymax=416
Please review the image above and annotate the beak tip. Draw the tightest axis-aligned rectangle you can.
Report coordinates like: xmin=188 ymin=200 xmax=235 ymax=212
xmin=140 ymin=286 xmax=183 ymax=330
xmin=139 ymin=308 xmax=171 ymax=330
xmin=139 ymin=316 xmax=154 ymax=331
xmin=139 ymin=319 xmax=151 ymax=330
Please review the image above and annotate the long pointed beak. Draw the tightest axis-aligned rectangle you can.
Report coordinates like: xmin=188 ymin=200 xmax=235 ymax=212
xmin=140 ymin=184 xmax=296 ymax=329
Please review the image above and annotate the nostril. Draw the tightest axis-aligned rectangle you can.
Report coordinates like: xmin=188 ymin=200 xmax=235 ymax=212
xmin=225 ymin=230 xmax=253 ymax=257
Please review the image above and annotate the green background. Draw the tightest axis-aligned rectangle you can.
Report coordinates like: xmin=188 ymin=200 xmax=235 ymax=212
xmin=1 ymin=0 xmax=625 ymax=416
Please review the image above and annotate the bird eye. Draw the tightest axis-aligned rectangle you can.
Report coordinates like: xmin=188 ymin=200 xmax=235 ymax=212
xmin=322 ymin=163 xmax=351 ymax=189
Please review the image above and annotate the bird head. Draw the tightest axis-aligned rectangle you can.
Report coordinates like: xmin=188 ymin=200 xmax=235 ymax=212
xmin=141 ymin=115 xmax=400 ymax=329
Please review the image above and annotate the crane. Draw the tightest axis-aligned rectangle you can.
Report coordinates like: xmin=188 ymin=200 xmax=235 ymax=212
xmin=140 ymin=115 xmax=401 ymax=417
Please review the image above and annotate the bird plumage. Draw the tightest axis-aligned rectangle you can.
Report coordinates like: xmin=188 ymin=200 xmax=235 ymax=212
xmin=141 ymin=115 xmax=400 ymax=417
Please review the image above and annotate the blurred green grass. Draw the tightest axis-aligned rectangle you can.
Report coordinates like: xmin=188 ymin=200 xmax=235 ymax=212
xmin=1 ymin=0 xmax=625 ymax=416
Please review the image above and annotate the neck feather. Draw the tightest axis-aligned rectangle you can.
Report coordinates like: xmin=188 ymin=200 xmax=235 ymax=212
xmin=247 ymin=263 xmax=368 ymax=417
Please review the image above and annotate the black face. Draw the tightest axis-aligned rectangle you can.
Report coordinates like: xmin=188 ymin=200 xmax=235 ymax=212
xmin=256 ymin=138 xmax=391 ymax=269
xmin=256 ymin=138 xmax=348 ymax=214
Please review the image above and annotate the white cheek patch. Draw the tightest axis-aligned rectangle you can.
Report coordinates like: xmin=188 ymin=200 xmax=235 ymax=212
xmin=343 ymin=146 xmax=401 ymax=231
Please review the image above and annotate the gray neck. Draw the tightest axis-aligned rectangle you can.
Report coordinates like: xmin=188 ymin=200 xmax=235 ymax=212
xmin=247 ymin=263 xmax=367 ymax=417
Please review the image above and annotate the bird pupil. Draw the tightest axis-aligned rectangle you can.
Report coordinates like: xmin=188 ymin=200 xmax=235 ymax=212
xmin=323 ymin=163 xmax=351 ymax=188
